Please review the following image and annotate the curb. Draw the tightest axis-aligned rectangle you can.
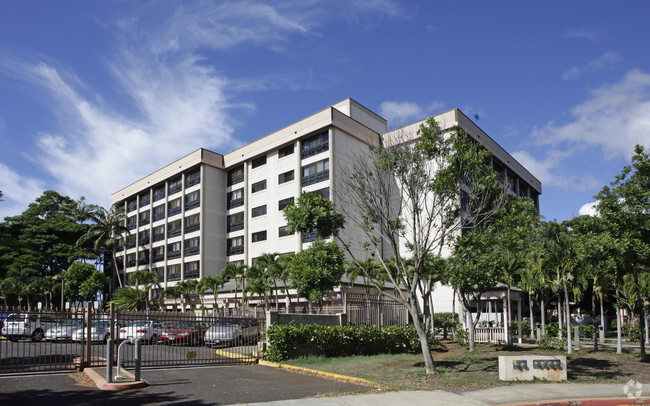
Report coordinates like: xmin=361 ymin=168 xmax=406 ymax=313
xmin=84 ymin=367 xmax=148 ymax=391
xmin=501 ymin=398 xmax=650 ymax=406
xmin=214 ymin=348 xmax=258 ymax=363
xmin=258 ymin=360 xmax=381 ymax=387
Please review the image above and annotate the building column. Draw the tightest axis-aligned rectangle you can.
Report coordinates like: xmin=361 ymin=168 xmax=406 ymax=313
xmin=502 ymin=297 xmax=508 ymax=344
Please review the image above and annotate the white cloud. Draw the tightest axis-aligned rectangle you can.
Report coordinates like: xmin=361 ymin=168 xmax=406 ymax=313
xmin=578 ymin=201 xmax=599 ymax=216
xmin=379 ymin=100 xmax=444 ymax=127
xmin=563 ymin=28 xmax=598 ymax=42
xmin=532 ymin=69 xmax=650 ymax=160
xmin=0 ymin=162 xmax=46 ymax=220
xmin=562 ymin=51 xmax=621 ymax=81
xmin=512 ymin=149 xmax=599 ymax=191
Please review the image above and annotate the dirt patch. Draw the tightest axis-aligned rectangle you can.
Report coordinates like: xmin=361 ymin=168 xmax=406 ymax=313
xmin=69 ymin=371 xmax=97 ymax=388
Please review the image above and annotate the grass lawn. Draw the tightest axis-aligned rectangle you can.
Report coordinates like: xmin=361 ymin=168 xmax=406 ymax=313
xmin=280 ymin=340 xmax=650 ymax=392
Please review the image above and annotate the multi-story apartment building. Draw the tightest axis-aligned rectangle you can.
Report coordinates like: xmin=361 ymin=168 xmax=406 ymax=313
xmin=111 ymin=98 xmax=541 ymax=300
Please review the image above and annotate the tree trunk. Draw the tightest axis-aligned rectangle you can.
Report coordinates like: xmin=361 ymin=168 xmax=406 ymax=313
xmin=557 ymin=296 xmax=563 ymax=339
xmin=408 ymin=290 xmax=436 ymax=374
xmin=635 ymin=277 xmax=647 ymax=360
xmin=529 ymin=292 xmax=535 ymax=338
xmin=600 ymin=294 xmax=606 ymax=336
xmin=564 ymin=280 xmax=572 ymax=354
xmin=112 ymin=251 xmax=123 ymax=289
xmin=616 ymin=282 xmax=622 ymax=354
xmin=592 ymin=285 xmax=598 ymax=351
xmin=541 ymin=296 xmax=546 ymax=337
xmin=506 ymin=285 xmax=512 ymax=345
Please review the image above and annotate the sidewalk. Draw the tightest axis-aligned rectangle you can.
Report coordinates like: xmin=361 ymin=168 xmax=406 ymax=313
xmin=244 ymin=384 xmax=650 ymax=406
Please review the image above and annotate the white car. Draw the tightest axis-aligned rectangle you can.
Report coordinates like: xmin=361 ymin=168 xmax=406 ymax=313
xmin=120 ymin=320 xmax=165 ymax=344
xmin=1 ymin=313 xmax=57 ymax=342
xmin=45 ymin=319 xmax=84 ymax=341
xmin=204 ymin=318 xmax=261 ymax=347
xmin=71 ymin=320 xmax=113 ymax=343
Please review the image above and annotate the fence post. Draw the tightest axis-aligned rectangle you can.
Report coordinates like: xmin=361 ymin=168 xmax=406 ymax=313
xmin=86 ymin=302 xmax=93 ymax=368
xmin=109 ymin=303 xmax=116 ymax=365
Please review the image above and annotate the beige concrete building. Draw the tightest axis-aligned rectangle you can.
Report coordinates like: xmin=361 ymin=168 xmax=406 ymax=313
xmin=110 ymin=98 xmax=541 ymax=307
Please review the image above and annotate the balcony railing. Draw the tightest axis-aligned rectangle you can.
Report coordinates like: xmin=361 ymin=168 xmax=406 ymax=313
xmin=184 ymin=247 xmax=200 ymax=256
xmin=138 ymin=258 xmax=150 ymax=266
xmin=167 ymin=251 xmax=181 ymax=260
xmin=126 ymin=241 xmax=136 ymax=249
xmin=301 ymin=170 xmax=329 ymax=186
xmin=227 ymin=246 xmax=244 ymax=256
xmin=139 ymin=196 xmax=150 ymax=207
xmin=301 ymin=142 xmax=329 ymax=159
xmin=185 ymin=200 xmax=200 ymax=210
xmin=183 ymin=269 xmax=200 ymax=279
xmin=168 ymin=184 xmax=182 ymax=195
xmin=153 ymin=191 xmax=165 ymax=201
xmin=168 ymin=206 xmax=181 ymax=216
xmin=185 ymin=177 xmax=200 ymax=188
xmin=138 ymin=238 xmax=149 ymax=246
xmin=127 ymin=223 xmax=137 ymax=230
xmin=227 ymin=197 xmax=244 ymax=209
xmin=152 ymin=254 xmax=165 ymax=262
xmin=167 ymin=273 xmax=181 ymax=282
xmin=168 ymin=228 xmax=181 ymax=238
xmin=153 ymin=233 xmax=165 ymax=242
xmin=153 ymin=213 xmax=165 ymax=222
xmin=185 ymin=223 xmax=200 ymax=233
xmin=126 ymin=260 xmax=137 ymax=268
xmin=228 ymin=173 xmax=244 ymax=186
xmin=227 ymin=222 xmax=243 ymax=232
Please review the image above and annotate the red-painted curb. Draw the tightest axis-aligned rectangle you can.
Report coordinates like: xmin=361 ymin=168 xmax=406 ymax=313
xmin=503 ymin=398 xmax=650 ymax=406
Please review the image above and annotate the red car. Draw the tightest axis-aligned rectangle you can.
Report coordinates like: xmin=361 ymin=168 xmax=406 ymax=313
xmin=160 ymin=321 xmax=206 ymax=346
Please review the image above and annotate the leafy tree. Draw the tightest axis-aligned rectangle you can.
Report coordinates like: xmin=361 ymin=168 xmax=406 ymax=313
xmin=245 ymin=253 xmax=281 ymax=311
xmin=162 ymin=285 xmax=183 ymax=311
xmin=0 ymin=191 xmax=93 ymax=278
xmin=221 ymin=262 xmax=248 ymax=313
xmin=284 ymin=192 xmax=345 ymax=238
xmin=177 ymin=279 xmax=199 ymax=311
xmin=337 ymin=118 xmax=509 ymax=373
xmin=77 ymin=204 xmax=129 ymax=290
xmin=288 ymin=239 xmax=345 ymax=311
xmin=110 ymin=286 xmax=147 ymax=310
xmin=63 ymin=261 xmax=108 ymax=303
xmin=4 ymin=268 xmax=39 ymax=310
xmin=596 ymin=144 xmax=650 ymax=360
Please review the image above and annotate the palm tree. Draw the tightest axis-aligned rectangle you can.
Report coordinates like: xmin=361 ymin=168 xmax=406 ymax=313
xmin=245 ymin=253 xmax=281 ymax=311
xmin=110 ymin=286 xmax=147 ymax=310
xmin=198 ymin=275 xmax=224 ymax=315
xmin=130 ymin=269 xmax=160 ymax=311
xmin=6 ymin=268 xmax=38 ymax=310
xmin=163 ymin=285 xmax=183 ymax=312
xmin=222 ymin=262 xmax=248 ymax=314
xmin=178 ymin=279 xmax=199 ymax=311
xmin=77 ymin=204 xmax=129 ymax=290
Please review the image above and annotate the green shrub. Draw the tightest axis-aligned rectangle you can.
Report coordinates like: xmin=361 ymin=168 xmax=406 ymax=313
xmin=264 ymin=324 xmax=420 ymax=362
xmin=453 ymin=326 xmax=469 ymax=347
xmin=579 ymin=324 xmax=595 ymax=339
xmin=544 ymin=322 xmax=559 ymax=338
xmin=623 ymin=323 xmax=640 ymax=341
xmin=511 ymin=320 xmax=531 ymax=336
xmin=536 ymin=336 xmax=566 ymax=351
xmin=434 ymin=312 xmax=459 ymax=339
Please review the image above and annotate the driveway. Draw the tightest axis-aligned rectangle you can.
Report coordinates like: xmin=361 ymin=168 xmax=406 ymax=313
xmin=0 ymin=364 xmax=376 ymax=405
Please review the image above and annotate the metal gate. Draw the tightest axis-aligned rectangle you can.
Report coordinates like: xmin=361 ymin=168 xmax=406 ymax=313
xmin=0 ymin=305 xmax=263 ymax=375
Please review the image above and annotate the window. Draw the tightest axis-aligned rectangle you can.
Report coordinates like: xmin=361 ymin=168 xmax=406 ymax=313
xmin=185 ymin=168 xmax=200 ymax=188
xmin=127 ymin=215 xmax=137 ymax=230
xmin=184 ymin=261 xmax=200 ymax=279
xmin=168 ymin=197 xmax=182 ymax=216
xmin=278 ymin=197 xmax=294 ymax=211
xmin=139 ymin=192 xmax=150 ymax=207
xmin=252 ymin=230 xmax=267 ymax=243
xmin=279 ymin=226 xmax=294 ymax=237
xmin=153 ymin=204 xmax=165 ymax=221
xmin=152 ymin=266 xmax=164 ymax=281
xmin=184 ymin=237 xmax=200 ymax=256
xmin=127 ymin=199 xmax=137 ymax=213
xmin=278 ymin=144 xmax=294 ymax=158
xmin=152 ymin=246 xmax=165 ymax=262
xmin=227 ymin=236 xmax=244 ymax=256
xmin=138 ymin=210 xmax=150 ymax=226
xmin=167 ymin=264 xmax=181 ymax=281
xmin=227 ymin=188 xmax=244 ymax=209
xmin=138 ymin=230 xmax=150 ymax=246
xmin=126 ymin=253 xmax=136 ymax=268
xmin=302 ymin=230 xmax=319 ymax=243
xmin=312 ymin=187 xmax=330 ymax=200
xmin=251 ymin=179 xmax=267 ymax=193
xmin=251 ymin=155 xmax=267 ymax=169
xmin=138 ymin=249 xmax=150 ymax=266
xmin=278 ymin=170 xmax=294 ymax=184
xmin=185 ymin=190 xmax=200 ymax=210
xmin=227 ymin=166 xmax=244 ymax=186
xmin=126 ymin=234 xmax=136 ymax=249
xmin=168 ymin=219 xmax=181 ymax=237
xmin=185 ymin=213 xmax=200 ymax=233
xmin=301 ymin=132 xmax=328 ymax=158
xmin=302 ymin=158 xmax=329 ymax=186
xmin=168 ymin=177 xmax=182 ymax=195
xmin=153 ymin=185 xmax=166 ymax=202
xmin=167 ymin=241 xmax=181 ymax=259
xmin=153 ymin=225 xmax=165 ymax=242
xmin=251 ymin=205 xmax=267 ymax=218
xmin=227 ymin=212 xmax=244 ymax=232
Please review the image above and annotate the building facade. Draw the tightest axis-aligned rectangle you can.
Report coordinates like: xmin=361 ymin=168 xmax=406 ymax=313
xmin=111 ymin=98 xmax=541 ymax=300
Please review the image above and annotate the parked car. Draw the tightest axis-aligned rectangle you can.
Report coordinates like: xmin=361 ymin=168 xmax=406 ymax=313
xmin=204 ymin=318 xmax=261 ymax=347
xmin=161 ymin=321 xmax=207 ymax=346
xmin=120 ymin=320 xmax=165 ymax=344
xmin=1 ymin=313 xmax=57 ymax=342
xmin=71 ymin=320 xmax=113 ymax=343
xmin=45 ymin=319 xmax=84 ymax=342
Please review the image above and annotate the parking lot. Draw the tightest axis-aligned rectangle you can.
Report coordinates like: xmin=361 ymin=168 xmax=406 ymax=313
xmin=0 ymin=364 xmax=376 ymax=405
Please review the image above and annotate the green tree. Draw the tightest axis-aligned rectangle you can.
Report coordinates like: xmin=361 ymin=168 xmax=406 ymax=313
xmin=110 ymin=286 xmax=147 ymax=310
xmin=77 ymin=204 xmax=130 ymax=290
xmin=222 ymin=262 xmax=248 ymax=314
xmin=129 ymin=269 xmax=160 ymax=311
xmin=288 ymin=239 xmax=345 ymax=311
xmin=198 ymin=275 xmax=224 ymax=314
xmin=0 ymin=191 xmax=93 ymax=278
xmin=177 ymin=279 xmax=199 ymax=311
xmin=284 ymin=192 xmax=345 ymax=238
xmin=63 ymin=261 xmax=108 ymax=303
xmin=337 ymin=118 xmax=509 ymax=373
xmin=245 ymin=253 xmax=281 ymax=311
xmin=596 ymin=145 xmax=650 ymax=360
xmin=5 ymin=268 xmax=39 ymax=310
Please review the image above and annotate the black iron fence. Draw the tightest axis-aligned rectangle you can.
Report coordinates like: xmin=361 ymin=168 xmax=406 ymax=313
xmin=0 ymin=305 xmax=263 ymax=375
xmin=345 ymin=294 xmax=409 ymax=327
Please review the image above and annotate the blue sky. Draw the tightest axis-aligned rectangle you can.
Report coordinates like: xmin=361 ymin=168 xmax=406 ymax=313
xmin=1 ymin=1 xmax=649 ymax=222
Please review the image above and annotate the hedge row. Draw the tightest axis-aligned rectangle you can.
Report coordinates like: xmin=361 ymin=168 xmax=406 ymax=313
xmin=264 ymin=324 xmax=421 ymax=362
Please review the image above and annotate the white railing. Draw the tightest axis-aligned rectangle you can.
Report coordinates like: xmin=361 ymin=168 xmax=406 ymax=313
xmin=474 ymin=327 xmax=505 ymax=343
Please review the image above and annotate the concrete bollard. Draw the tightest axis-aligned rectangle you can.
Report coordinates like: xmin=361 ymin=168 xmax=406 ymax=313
xmin=106 ymin=339 xmax=113 ymax=383
xmin=134 ymin=339 xmax=141 ymax=382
